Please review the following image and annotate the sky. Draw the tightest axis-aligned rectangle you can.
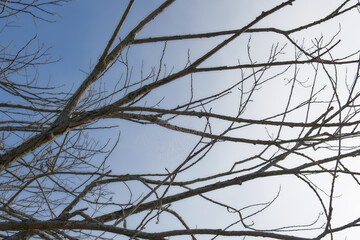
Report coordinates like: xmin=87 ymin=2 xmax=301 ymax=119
xmin=3 ymin=0 xmax=360 ymax=239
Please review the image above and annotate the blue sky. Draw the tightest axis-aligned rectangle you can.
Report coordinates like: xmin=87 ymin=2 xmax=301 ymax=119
xmin=44 ymin=1 xmax=360 ymax=238
xmin=4 ymin=0 xmax=360 ymax=239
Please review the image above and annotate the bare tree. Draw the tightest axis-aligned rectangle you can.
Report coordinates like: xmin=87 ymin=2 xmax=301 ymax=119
xmin=2 ymin=0 xmax=360 ymax=239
